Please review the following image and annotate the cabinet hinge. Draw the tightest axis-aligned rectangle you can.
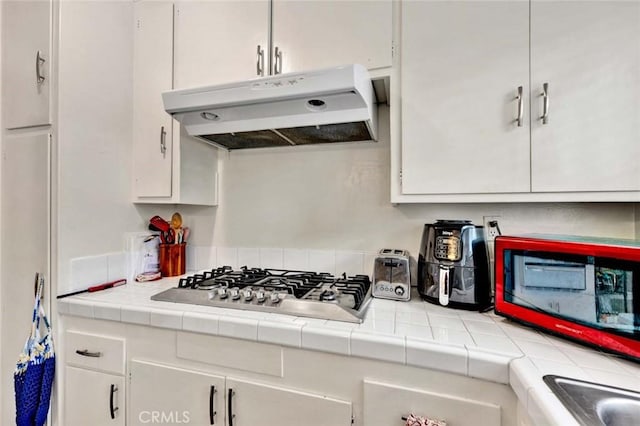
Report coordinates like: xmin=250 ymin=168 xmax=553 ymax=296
xmin=399 ymin=169 xmax=403 ymax=184
xmin=391 ymin=42 xmax=395 ymax=59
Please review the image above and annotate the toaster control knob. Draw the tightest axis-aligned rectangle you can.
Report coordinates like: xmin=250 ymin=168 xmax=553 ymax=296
xmin=394 ymin=286 xmax=405 ymax=296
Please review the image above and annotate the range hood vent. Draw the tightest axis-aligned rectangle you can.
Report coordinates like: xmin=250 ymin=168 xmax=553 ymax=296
xmin=162 ymin=64 xmax=377 ymax=150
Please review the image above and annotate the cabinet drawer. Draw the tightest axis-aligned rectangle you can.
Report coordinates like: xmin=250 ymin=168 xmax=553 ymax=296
xmin=364 ymin=380 xmax=502 ymax=426
xmin=65 ymin=331 xmax=125 ymax=375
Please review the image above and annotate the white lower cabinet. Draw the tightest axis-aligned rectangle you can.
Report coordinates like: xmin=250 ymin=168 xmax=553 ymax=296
xmin=63 ymin=331 xmax=126 ymax=425
xmin=226 ymin=377 xmax=352 ymax=426
xmin=129 ymin=360 xmax=225 ymax=425
xmin=65 ymin=366 xmax=125 ymax=426
xmin=364 ymin=380 xmax=502 ymax=426
xmin=129 ymin=360 xmax=353 ymax=426
xmin=60 ymin=318 xmax=517 ymax=426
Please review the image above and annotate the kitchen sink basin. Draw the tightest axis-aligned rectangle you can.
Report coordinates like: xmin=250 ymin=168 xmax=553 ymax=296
xmin=543 ymin=375 xmax=640 ymax=426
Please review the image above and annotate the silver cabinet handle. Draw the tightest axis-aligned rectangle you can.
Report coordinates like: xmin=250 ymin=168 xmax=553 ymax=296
xmin=256 ymin=45 xmax=265 ymax=77
xmin=109 ymin=384 xmax=119 ymax=419
xmin=540 ymin=83 xmax=550 ymax=124
xmin=36 ymin=50 xmax=46 ymax=84
xmin=160 ymin=126 xmax=167 ymax=155
xmin=515 ymin=86 xmax=524 ymax=127
xmin=274 ymin=46 xmax=282 ymax=75
xmin=75 ymin=349 xmax=102 ymax=357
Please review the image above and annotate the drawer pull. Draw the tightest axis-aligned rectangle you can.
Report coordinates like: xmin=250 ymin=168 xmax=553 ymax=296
xmin=75 ymin=349 xmax=102 ymax=358
xmin=110 ymin=384 xmax=119 ymax=419
xmin=36 ymin=50 xmax=46 ymax=84
xmin=209 ymin=385 xmax=217 ymax=424
xmin=274 ymin=46 xmax=282 ymax=75
xmin=228 ymin=388 xmax=235 ymax=426
xmin=515 ymin=85 xmax=524 ymax=127
xmin=540 ymin=82 xmax=550 ymax=124
xmin=256 ymin=45 xmax=265 ymax=77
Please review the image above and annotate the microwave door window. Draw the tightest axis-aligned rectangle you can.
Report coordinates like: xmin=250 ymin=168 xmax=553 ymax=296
xmin=506 ymin=252 xmax=597 ymax=324
xmin=595 ymin=266 xmax=635 ymax=331
xmin=503 ymin=249 xmax=640 ymax=338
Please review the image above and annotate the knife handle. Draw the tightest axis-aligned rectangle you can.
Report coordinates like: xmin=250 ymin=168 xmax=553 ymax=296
xmin=87 ymin=279 xmax=126 ymax=292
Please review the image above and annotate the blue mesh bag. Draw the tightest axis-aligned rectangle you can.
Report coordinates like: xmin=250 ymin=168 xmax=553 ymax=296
xmin=14 ymin=274 xmax=55 ymax=426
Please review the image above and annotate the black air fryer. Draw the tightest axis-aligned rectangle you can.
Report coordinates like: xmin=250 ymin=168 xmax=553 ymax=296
xmin=418 ymin=220 xmax=490 ymax=310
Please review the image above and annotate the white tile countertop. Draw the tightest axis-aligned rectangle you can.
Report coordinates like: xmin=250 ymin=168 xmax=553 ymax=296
xmin=58 ymin=277 xmax=640 ymax=425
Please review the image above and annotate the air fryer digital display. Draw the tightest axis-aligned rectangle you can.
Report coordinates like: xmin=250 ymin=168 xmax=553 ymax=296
xmin=435 ymin=236 xmax=462 ymax=261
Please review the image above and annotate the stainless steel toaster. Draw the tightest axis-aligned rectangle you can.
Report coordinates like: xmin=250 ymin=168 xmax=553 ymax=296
xmin=372 ymin=249 xmax=411 ymax=301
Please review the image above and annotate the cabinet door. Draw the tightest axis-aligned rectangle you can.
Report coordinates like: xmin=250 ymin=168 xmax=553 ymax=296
xmin=1 ymin=132 xmax=50 ymax=426
xmin=2 ymin=0 xmax=51 ymax=129
xmin=400 ymin=1 xmax=530 ymax=195
xmin=227 ymin=377 xmax=352 ymax=426
xmin=174 ymin=1 xmax=269 ymax=88
xmin=530 ymin=1 xmax=640 ymax=192
xmin=65 ymin=366 xmax=125 ymax=426
xmin=129 ymin=360 xmax=225 ymax=426
xmin=272 ymin=0 xmax=392 ymax=74
xmin=133 ymin=1 xmax=174 ymax=198
xmin=364 ymin=380 xmax=502 ymax=426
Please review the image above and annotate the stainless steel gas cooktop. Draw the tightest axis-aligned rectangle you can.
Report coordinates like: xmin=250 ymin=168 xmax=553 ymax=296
xmin=151 ymin=266 xmax=373 ymax=323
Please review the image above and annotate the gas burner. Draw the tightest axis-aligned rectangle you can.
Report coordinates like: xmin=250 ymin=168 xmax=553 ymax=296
xmin=319 ymin=287 xmax=339 ymax=302
xmin=152 ymin=267 xmax=373 ymax=323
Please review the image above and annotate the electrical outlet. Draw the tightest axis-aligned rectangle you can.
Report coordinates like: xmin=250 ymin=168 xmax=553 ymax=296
xmin=483 ymin=215 xmax=502 ymax=246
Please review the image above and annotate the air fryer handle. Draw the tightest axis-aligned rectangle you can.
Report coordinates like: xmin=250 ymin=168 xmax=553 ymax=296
xmin=439 ymin=266 xmax=450 ymax=306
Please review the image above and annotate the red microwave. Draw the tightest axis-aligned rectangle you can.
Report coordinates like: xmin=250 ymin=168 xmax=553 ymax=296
xmin=495 ymin=234 xmax=640 ymax=361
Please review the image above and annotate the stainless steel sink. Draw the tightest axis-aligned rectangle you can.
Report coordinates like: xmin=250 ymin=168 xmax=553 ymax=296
xmin=544 ymin=375 xmax=640 ymax=426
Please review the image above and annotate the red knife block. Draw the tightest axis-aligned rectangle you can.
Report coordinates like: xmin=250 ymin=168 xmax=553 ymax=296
xmin=159 ymin=243 xmax=186 ymax=277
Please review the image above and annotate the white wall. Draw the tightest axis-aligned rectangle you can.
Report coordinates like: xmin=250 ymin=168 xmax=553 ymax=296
xmin=208 ymin=106 xmax=635 ymax=256
xmin=56 ymin=1 xmax=154 ymax=293
xmin=50 ymin=1 xmax=636 ymax=284
xmin=0 ymin=0 xmax=4 ymax=419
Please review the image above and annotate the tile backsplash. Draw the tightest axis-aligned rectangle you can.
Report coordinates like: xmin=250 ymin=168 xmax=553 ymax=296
xmin=190 ymin=246 xmax=376 ymax=276
xmin=68 ymin=252 xmax=126 ymax=295
xmin=67 ymin=246 xmax=379 ymax=295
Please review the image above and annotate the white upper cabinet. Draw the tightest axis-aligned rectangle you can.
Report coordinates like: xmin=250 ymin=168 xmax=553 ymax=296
xmin=132 ymin=1 xmax=218 ymax=205
xmin=400 ymin=0 xmax=530 ymax=195
xmin=133 ymin=1 xmax=174 ymax=198
xmin=173 ymin=0 xmax=391 ymax=88
xmin=2 ymin=0 xmax=51 ymax=129
xmin=395 ymin=0 xmax=640 ymax=202
xmin=272 ymin=0 xmax=392 ymax=74
xmin=530 ymin=0 xmax=640 ymax=193
xmin=174 ymin=0 xmax=270 ymax=88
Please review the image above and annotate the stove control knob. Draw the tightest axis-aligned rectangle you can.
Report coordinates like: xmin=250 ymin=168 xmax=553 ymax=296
xmin=256 ymin=290 xmax=266 ymax=303
xmin=394 ymin=286 xmax=405 ymax=296
xmin=218 ymin=288 xmax=228 ymax=299
xmin=270 ymin=292 xmax=281 ymax=304
xmin=243 ymin=289 xmax=253 ymax=301
xmin=230 ymin=287 xmax=240 ymax=300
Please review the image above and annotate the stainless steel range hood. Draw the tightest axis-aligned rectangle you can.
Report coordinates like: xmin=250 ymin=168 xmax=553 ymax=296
xmin=162 ymin=64 xmax=377 ymax=150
